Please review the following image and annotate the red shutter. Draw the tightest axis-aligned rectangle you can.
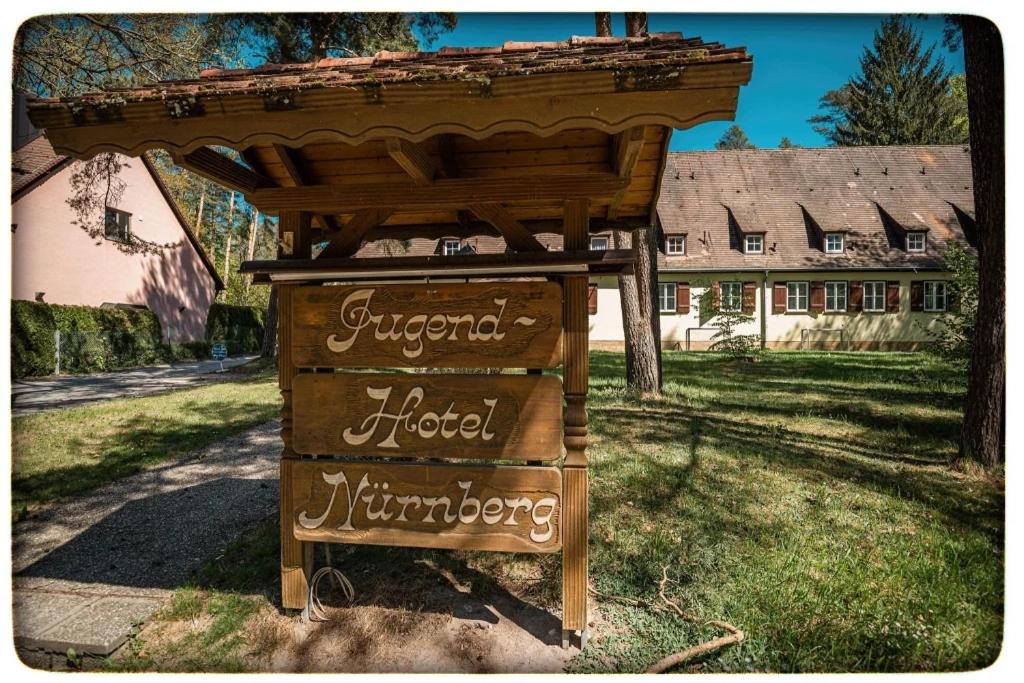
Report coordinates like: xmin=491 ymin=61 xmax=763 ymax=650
xmin=773 ymin=282 xmax=787 ymax=313
xmin=910 ymin=281 xmax=924 ymax=312
xmin=676 ymin=282 xmax=690 ymax=314
xmin=809 ymin=281 xmax=825 ymax=313
xmin=742 ymin=281 xmax=757 ymax=314
xmin=848 ymin=281 xmax=863 ymax=312
xmin=886 ymin=281 xmax=901 ymax=313
xmin=588 ymin=284 xmax=598 ymax=314
xmin=712 ymin=281 xmax=721 ymax=310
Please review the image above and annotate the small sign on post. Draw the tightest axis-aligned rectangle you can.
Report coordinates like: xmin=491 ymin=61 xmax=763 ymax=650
xmin=211 ymin=341 xmax=228 ymax=371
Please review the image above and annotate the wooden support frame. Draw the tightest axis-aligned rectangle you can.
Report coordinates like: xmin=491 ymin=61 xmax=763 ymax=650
xmin=468 ymin=203 xmax=545 ymax=252
xmin=385 ymin=137 xmax=438 ymax=185
xmin=317 ymin=209 xmax=394 ymax=259
xmin=172 ymin=146 xmax=273 ymax=195
xmin=269 ymin=144 xmax=342 ymax=233
xmin=278 ymin=210 xmax=314 ymax=611
xmin=561 ymin=198 xmax=591 ymax=649
xmin=247 ymin=173 xmax=628 ymax=214
xmin=607 ymin=126 xmax=647 ymax=220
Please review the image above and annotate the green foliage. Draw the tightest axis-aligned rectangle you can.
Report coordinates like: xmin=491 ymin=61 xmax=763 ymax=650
xmin=779 ymin=136 xmax=801 ymax=148
xmin=205 ymin=303 xmax=266 ymax=355
xmin=926 ymin=243 xmax=978 ymax=364
xmin=695 ymin=285 xmax=762 ymax=358
xmin=715 ymin=124 xmax=756 ymax=150
xmin=241 ymin=12 xmax=457 ymax=63
xmin=810 ymin=17 xmax=967 ymax=146
xmin=12 ymin=300 xmax=164 ymax=378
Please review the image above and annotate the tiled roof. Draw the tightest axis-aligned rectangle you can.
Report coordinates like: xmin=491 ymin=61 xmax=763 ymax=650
xmin=656 ymin=145 xmax=975 ymax=271
xmin=353 ymin=145 xmax=976 ymax=273
xmin=11 ymin=134 xmax=70 ymax=197
xmin=28 ymin=33 xmax=748 ymax=108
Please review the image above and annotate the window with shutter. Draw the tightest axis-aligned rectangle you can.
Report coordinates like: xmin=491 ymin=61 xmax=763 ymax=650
xmin=741 ymin=281 xmax=756 ymax=314
xmin=773 ymin=282 xmax=787 ymax=313
xmin=910 ymin=281 xmax=924 ymax=312
xmin=886 ymin=282 xmax=901 ymax=312
xmin=720 ymin=282 xmax=743 ymax=312
xmin=588 ymin=284 xmax=598 ymax=315
xmin=863 ymin=281 xmax=886 ymax=312
xmin=657 ymin=282 xmax=677 ymax=313
xmin=676 ymin=282 xmax=690 ymax=314
xmin=848 ymin=281 xmax=864 ymax=312
xmin=809 ymin=281 xmax=825 ymax=313
xmin=824 ymin=282 xmax=847 ymax=312
xmin=923 ymin=281 xmax=947 ymax=311
xmin=786 ymin=282 xmax=808 ymax=312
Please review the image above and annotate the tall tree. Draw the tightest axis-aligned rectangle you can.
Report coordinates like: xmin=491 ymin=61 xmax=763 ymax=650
xmin=242 ymin=13 xmax=456 ymax=63
xmin=716 ymin=125 xmax=756 ymax=150
xmin=778 ymin=136 xmax=801 ymax=149
xmin=948 ymin=17 xmax=1004 ymax=468
xmin=15 ymin=14 xmax=240 ymax=97
xmin=810 ymin=16 xmax=966 ymax=146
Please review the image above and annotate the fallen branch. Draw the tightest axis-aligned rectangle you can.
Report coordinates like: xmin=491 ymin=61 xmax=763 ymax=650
xmin=588 ymin=566 xmax=744 ymax=673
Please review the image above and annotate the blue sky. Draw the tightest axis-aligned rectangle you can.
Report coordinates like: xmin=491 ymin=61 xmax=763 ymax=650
xmin=416 ymin=13 xmax=964 ymax=151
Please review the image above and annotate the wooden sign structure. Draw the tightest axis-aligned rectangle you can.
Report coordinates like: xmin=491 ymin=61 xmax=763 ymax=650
xmin=274 ymin=203 xmax=594 ymax=650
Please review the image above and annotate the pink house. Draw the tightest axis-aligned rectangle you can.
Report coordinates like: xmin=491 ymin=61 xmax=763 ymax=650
xmin=12 ymin=128 xmax=223 ymax=342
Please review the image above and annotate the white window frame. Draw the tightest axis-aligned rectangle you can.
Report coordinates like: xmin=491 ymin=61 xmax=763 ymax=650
xmin=744 ymin=234 xmax=764 ymax=254
xmin=104 ymin=207 xmax=131 ymax=244
xmin=825 ymin=233 xmax=844 ymax=254
xmin=590 ymin=235 xmax=610 ymax=251
xmin=787 ymin=281 xmax=809 ymax=312
xmin=665 ymin=235 xmax=686 ymax=255
xmin=863 ymin=281 xmax=886 ymax=312
xmin=442 ymin=238 xmax=461 ymax=256
xmin=924 ymin=281 xmax=948 ymax=312
xmin=906 ymin=232 xmax=927 ymax=253
xmin=825 ymin=281 xmax=847 ymax=312
xmin=720 ymin=282 xmax=743 ymax=313
xmin=658 ymin=282 xmax=677 ymax=313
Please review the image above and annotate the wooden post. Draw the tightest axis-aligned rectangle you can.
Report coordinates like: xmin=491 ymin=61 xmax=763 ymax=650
xmin=278 ymin=211 xmax=313 ymax=610
xmin=562 ymin=199 xmax=590 ymax=649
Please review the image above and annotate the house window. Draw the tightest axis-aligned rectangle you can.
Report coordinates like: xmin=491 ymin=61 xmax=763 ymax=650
xmin=787 ymin=282 xmax=809 ymax=312
xmin=825 ymin=233 xmax=844 ymax=253
xmin=658 ymin=282 xmax=677 ymax=313
xmin=720 ymin=282 xmax=743 ymax=312
xmin=442 ymin=238 xmax=461 ymax=256
xmin=863 ymin=281 xmax=886 ymax=312
xmin=924 ymin=281 xmax=947 ymax=312
xmin=666 ymin=235 xmax=686 ymax=255
xmin=590 ymin=235 xmax=610 ymax=251
xmin=825 ymin=282 xmax=847 ymax=312
xmin=906 ymin=232 xmax=927 ymax=252
xmin=104 ymin=207 xmax=131 ymax=243
xmin=744 ymin=234 xmax=764 ymax=254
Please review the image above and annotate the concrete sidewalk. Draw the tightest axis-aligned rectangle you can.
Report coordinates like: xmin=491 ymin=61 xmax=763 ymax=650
xmin=11 ymin=355 xmax=260 ymax=414
xmin=13 ymin=420 xmax=280 ymax=660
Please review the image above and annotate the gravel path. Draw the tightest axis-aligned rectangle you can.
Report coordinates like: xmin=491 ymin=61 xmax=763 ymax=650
xmin=14 ymin=420 xmax=281 ymax=658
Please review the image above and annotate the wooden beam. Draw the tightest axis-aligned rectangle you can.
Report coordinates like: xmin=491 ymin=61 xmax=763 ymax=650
xmin=607 ymin=126 xmax=646 ymax=220
xmin=332 ymin=215 xmax=649 ymax=243
xmin=173 ymin=146 xmax=273 ymax=195
xmin=436 ymin=134 xmax=459 ymax=178
xmin=385 ymin=137 xmax=438 ymax=185
xmin=317 ymin=209 xmax=394 ymax=259
xmin=468 ymin=203 xmax=545 ymax=252
xmin=269 ymin=143 xmax=341 ymax=233
xmin=248 ymin=173 xmax=629 ymax=214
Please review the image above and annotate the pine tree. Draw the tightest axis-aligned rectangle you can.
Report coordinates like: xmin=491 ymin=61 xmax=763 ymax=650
xmin=810 ymin=16 xmax=966 ymax=146
xmin=715 ymin=125 xmax=756 ymax=150
xmin=779 ymin=137 xmax=801 ymax=149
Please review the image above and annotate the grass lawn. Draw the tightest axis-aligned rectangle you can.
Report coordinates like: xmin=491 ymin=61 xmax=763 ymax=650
xmin=96 ymin=351 xmax=1002 ymax=672
xmin=12 ymin=365 xmax=280 ymax=515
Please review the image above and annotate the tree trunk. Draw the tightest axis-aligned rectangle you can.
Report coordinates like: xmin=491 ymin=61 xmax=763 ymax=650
xmin=625 ymin=13 xmax=649 ymax=37
xmin=194 ymin=187 xmax=206 ymax=239
xmin=245 ymin=209 xmax=260 ymax=293
xmin=615 ymin=230 xmax=660 ymax=393
xmin=595 ymin=12 xmax=612 ymax=37
xmin=957 ymin=16 xmax=1005 ymax=468
xmin=635 ymin=224 xmax=663 ymax=388
xmin=261 ymin=286 xmax=279 ymax=358
xmin=223 ymin=192 xmax=235 ymax=289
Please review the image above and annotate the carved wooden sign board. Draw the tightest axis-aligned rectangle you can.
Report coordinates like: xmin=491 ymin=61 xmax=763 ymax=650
xmin=278 ymin=278 xmax=590 ymax=649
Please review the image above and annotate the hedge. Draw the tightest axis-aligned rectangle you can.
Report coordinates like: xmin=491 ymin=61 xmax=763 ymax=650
xmin=11 ymin=300 xmax=191 ymax=378
xmin=205 ymin=302 xmax=265 ymax=355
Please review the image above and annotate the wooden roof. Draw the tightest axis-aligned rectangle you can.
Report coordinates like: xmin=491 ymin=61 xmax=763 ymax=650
xmin=27 ymin=32 xmax=751 ymax=267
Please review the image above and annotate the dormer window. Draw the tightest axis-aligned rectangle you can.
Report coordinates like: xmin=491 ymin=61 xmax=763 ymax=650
xmin=744 ymin=234 xmax=764 ymax=254
xmin=825 ymin=233 xmax=844 ymax=254
xmin=666 ymin=235 xmax=686 ymax=255
xmin=442 ymin=238 xmax=461 ymax=256
xmin=906 ymin=232 xmax=927 ymax=253
xmin=590 ymin=235 xmax=609 ymax=251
